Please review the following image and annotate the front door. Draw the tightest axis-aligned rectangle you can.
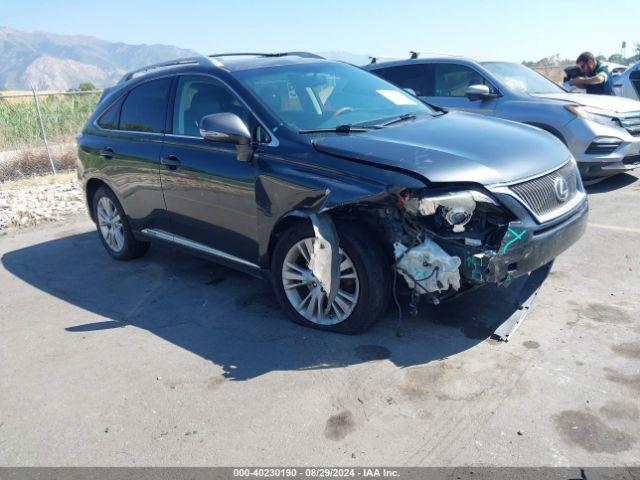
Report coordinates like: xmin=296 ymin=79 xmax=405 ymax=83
xmin=159 ymin=75 xmax=259 ymax=264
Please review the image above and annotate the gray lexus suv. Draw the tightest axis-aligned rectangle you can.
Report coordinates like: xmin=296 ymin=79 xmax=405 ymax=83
xmin=77 ymin=52 xmax=587 ymax=334
xmin=365 ymin=54 xmax=640 ymax=182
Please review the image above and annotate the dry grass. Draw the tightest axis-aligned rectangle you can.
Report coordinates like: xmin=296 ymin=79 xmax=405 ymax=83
xmin=0 ymin=144 xmax=77 ymax=182
xmin=0 ymin=171 xmax=77 ymax=190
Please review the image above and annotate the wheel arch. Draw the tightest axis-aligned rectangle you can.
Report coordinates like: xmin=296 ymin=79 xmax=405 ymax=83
xmin=84 ymin=177 xmax=119 ymax=223
xmin=524 ymin=122 xmax=568 ymax=146
xmin=264 ymin=205 xmax=394 ymax=271
xmin=266 ymin=212 xmax=313 ymax=270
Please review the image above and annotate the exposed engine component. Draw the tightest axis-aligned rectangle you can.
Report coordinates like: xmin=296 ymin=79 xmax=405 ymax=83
xmin=401 ymin=190 xmax=497 ymax=232
xmin=394 ymin=239 xmax=461 ymax=294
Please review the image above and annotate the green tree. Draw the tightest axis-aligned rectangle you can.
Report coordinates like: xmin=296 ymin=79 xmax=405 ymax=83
xmin=78 ymin=82 xmax=96 ymax=91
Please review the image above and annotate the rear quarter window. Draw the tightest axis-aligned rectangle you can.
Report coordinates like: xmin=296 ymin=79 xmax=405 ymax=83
xmin=96 ymin=97 xmax=123 ymax=130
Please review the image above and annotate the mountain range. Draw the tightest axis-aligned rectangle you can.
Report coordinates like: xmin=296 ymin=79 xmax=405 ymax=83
xmin=0 ymin=26 xmax=199 ymax=91
xmin=0 ymin=26 xmax=372 ymax=91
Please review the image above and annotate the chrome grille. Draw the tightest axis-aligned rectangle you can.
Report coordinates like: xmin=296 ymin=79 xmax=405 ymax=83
xmin=509 ymin=162 xmax=580 ymax=220
xmin=619 ymin=112 xmax=640 ymax=137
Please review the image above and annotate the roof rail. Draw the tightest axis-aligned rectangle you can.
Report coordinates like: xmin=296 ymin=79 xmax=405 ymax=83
xmin=118 ymin=52 xmax=326 ymax=83
xmin=408 ymin=50 xmax=468 ymax=60
xmin=119 ymin=57 xmax=211 ymax=83
xmin=207 ymin=51 xmax=325 ymax=60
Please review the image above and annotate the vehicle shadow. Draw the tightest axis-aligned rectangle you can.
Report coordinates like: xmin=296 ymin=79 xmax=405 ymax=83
xmin=1 ymin=232 xmax=535 ymax=381
xmin=585 ymin=172 xmax=638 ymax=194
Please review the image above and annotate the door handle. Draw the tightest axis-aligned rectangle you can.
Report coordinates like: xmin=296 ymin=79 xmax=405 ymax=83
xmin=161 ymin=155 xmax=181 ymax=170
xmin=99 ymin=147 xmax=114 ymax=159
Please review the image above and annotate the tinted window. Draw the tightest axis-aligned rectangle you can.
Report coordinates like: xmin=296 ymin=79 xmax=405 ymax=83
xmin=96 ymin=97 xmax=123 ymax=130
xmin=172 ymin=76 xmax=250 ymax=137
xmin=434 ymin=64 xmax=493 ymax=97
xmin=374 ymin=64 xmax=434 ymax=96
xmin=119 ymin=78 xmax=171 ymax=133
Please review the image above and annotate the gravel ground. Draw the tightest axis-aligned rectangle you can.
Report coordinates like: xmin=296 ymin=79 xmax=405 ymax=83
xmin=0 ymin=172 xmax=85 ymax=230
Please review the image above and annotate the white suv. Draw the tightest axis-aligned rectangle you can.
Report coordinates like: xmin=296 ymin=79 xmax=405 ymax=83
xmin=612 ymin=62 xmax=640 ymax=101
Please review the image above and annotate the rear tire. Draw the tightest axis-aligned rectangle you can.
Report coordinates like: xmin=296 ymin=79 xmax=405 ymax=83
xmin=271 ymin=222 xmax=390 ymax=334
xmin=92 ymin=186 xmax=149 ymax=261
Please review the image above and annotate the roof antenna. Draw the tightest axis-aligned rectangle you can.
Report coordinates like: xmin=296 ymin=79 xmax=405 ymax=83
xmin=369 ymin=56 xmax=377 ymax=64
xmin=409 ymin=51 xmax=419 ymax=59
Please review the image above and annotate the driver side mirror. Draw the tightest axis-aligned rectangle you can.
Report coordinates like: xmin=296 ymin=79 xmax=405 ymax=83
xmin=465 ymin=84 xmax=495 ymax=101
xmin=199 ymin=113 xmax=253 ymax=162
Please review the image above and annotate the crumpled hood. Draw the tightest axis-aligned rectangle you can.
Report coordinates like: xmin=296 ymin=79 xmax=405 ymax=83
xmin=533 ymin=92 xmax=640 ymax=114
xmin=312 ymin=111 xmax=571 ymax=185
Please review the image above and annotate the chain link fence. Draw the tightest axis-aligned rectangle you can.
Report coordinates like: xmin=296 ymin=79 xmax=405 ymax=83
xmin=0 ymin=89 xmax=101 ymax=182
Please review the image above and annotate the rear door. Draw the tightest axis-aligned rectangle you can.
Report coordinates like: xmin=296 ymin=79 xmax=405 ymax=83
xmin=88 ymin=77 xmax=172 ymax=230
xmin=158 ymin=74 xmax=260 ymax=264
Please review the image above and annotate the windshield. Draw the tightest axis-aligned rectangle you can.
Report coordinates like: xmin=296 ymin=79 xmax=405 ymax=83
xmin=234 ymin=62 xmax=432 ymax=132
xmin=480 ymin=62 xmax=565 ymax=94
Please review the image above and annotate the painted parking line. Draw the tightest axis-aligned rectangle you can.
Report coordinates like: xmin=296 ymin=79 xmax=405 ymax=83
xmin=588 ymin=223 xmax=640 ymax=234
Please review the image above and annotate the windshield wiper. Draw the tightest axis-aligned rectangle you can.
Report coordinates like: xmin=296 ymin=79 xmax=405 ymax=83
xmin=379 ymin=113 xmax=416 ymax=127
xmin=298 ymin=124 xmax=373 ymax=134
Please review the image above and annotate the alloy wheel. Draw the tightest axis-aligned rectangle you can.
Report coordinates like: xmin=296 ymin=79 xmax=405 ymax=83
xmin=281 ymin=238 xmax=360 ymax=325
xmin=96 ymin=196 xmax=125 ymax=253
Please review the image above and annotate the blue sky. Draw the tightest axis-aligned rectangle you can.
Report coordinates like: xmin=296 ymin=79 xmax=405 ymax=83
xmin=2 ymin=0 xmax=639 ymax=61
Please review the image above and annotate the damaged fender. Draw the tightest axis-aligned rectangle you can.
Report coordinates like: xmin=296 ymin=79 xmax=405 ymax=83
xmin=255 ymin=153 xmax=426 ymax=270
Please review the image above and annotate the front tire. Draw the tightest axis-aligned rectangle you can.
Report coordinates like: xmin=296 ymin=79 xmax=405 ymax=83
xmin=271 ymin=222 xmax=390 ymax=334
xmin=92 ymin=186 xmax=149 ymax=260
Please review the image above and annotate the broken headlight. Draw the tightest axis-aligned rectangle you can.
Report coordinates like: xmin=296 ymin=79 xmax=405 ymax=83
xmin=402 ymin=190 xmax=499 ymax=232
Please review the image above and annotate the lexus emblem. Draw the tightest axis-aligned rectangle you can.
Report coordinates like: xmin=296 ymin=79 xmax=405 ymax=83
xmin=554 ymin=176 xmax=570 ymax=202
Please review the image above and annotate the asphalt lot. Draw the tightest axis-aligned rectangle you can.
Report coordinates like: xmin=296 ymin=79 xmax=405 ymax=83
xmin=0 ymin=172 xmax=639 ymax=467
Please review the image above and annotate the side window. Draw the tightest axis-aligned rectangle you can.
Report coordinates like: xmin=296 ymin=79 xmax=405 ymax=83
xmin=119 ymin=78 xmax=171 ymax=133
xmin=433 ymin=64 xmax=494 ymax=97
xmin=373 ymin=64 xmax=434 ymax=96
xmin=172 ymin=76 xmax=251 ymax=137
xmin=96 ymin=97 xmax=123 ymax=130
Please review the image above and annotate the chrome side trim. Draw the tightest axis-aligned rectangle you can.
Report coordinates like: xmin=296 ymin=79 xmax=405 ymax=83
xmin=140 ymin=228 xmax=260 ymax=270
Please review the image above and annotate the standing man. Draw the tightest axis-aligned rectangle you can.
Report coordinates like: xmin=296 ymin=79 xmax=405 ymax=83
xmin=570 ymin=51 xmax=611 ymax=95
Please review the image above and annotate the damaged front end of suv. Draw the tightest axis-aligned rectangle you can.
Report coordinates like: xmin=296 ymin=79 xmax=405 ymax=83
xmin=303 ymin=155 xmax=587 ymax=337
